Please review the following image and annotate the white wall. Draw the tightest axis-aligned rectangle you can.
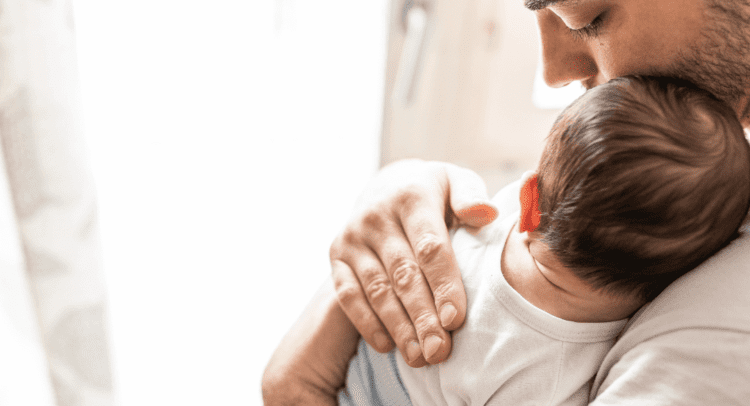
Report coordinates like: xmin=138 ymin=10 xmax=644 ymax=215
xmin=73 ymin=1 xmax=387 ymax=404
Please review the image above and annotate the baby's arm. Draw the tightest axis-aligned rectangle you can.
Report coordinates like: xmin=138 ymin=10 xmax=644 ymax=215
xmin=262 ymin=277 xmax=361 ymax=405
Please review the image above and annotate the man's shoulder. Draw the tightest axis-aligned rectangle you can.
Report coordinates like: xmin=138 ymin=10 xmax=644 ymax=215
xmin=592 ymin=229 xmax=750 ymax=397
xmin=625 ymin=229 xmax=750 ymax=336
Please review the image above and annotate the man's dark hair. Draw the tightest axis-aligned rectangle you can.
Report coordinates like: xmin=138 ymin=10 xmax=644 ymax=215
xmin=536 ymin=75 xmax=750 ymax=302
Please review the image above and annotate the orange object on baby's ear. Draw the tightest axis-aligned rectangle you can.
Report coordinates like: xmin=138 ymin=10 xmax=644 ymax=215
xmin=519 ymin=173 xmax=541 ymax=233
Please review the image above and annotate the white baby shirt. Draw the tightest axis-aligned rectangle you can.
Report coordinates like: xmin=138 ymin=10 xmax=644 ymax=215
xmin=396 ymin=214 xmax=628 ymax=406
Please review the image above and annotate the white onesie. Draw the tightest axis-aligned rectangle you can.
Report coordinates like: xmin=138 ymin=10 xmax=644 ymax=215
xmin=395 ymin=214 xmax=628 ymax=406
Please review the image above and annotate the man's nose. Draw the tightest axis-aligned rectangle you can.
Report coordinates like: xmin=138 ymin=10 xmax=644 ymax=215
xmin=535 ymin=10 xmax=597 ymax=88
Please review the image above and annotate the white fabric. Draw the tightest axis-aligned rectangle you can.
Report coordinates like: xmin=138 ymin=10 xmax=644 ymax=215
xmin=0 ymin=1 xmax=114 ymax=405
xmin=493 ymin=179 xmax=750 ymax=406
xmin=589 ymin=223 xmax=750 ymax=405
xmin=397 ymin=214 xmax=628 ymax=406
xmin=0 ymin=125 xmax=54 ymax=406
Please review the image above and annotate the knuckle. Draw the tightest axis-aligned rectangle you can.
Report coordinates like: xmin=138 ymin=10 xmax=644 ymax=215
xmin=335 ymin=283 xmax=362 ymax=308
xmin=432 ymin=278 xmax=459 ymax=301
xmin=393 ymin=324 xmax=419 ymax=346
xmin=361 ymin=209 xmax=388 ymax=231
xmin=330 ymin=227 xmax=360 ymax=261
xmin=390 ymin=259 xmax=421 ymax=292
xmin=363 ymin=277 xmax=393 ymax=306
xmin=329 ymin=234 xmax=344 ymax=260
xmin=415 ymin=234 xmax=446 ymax=266
xmin=412 ymin=311 xmax=441 ymax=334
xmin=394 ymin=186 xmax=424 ymax=209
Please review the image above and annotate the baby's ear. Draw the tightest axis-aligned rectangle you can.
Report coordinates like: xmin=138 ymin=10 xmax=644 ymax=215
xmin=519 ymin=171 xmax=541 ymax=233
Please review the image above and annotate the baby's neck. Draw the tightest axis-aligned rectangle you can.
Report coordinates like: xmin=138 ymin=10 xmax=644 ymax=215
xmin=500 ymin=224 xmax=641 ymax=323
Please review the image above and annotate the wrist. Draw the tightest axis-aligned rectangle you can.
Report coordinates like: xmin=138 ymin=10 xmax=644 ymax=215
xmin=263 ymin=278 xmax=359 ymax=404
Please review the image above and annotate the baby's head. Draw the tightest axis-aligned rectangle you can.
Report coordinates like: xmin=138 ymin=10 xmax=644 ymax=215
xmin=523 ymin=75 xmax=750 ymax=304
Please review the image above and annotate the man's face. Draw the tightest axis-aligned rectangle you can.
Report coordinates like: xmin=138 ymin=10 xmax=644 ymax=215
xmin=528 ymin=0 xmax=750 ymax=127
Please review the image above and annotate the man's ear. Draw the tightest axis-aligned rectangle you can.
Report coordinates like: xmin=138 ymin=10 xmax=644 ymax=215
xmin=519 ymin=171 xmax=541 ymax=233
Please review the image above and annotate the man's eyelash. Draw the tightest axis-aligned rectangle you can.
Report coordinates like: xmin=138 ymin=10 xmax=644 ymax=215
xmin=568 ymin=15 xmax=604 ymax=40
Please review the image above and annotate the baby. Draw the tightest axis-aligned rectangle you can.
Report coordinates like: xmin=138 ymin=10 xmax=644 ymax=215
xmin=339 ymin=75 xmax=750 ymax=405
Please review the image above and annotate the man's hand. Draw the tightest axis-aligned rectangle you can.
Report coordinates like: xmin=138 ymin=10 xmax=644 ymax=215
xmin=330 ymin=160 xmax=498 ymax=367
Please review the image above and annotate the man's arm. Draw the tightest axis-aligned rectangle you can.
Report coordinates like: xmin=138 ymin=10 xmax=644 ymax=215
xmin=262 ymin=277 xmax=361 ymax=406
xmin=329 ymin=159 xmax=498 ymax=366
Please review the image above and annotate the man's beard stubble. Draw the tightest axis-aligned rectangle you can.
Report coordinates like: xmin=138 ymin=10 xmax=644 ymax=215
xmin=668 ymin=0 xmax=750 ymax=126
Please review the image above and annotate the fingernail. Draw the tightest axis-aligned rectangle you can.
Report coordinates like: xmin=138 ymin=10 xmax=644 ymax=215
xmin=424 ymin=335 xmax=444 ymax=360
xmin=406 ymin=341 xmax=422 ymax=363
xmin=373 ymin=332 xmax=390 ymax=351
xmin=440 ymin=304 xmax=457 ymax=327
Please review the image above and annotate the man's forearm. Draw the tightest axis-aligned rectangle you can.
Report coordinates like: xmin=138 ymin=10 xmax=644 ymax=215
xmin=262 ymin=379 xmax=337 ymax=406
xmin=262 ymin=277 xmax=361 ymax=405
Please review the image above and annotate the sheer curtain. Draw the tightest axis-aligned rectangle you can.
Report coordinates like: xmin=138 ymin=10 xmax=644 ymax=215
xmin=0 ymin=0 xmax=114 ymax=405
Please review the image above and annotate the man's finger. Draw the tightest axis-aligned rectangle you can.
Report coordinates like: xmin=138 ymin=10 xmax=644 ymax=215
xmin=332 ymin=254 xmax=428 ymax=368
xmin=397 ymin=185 xmax=468 ymax=334
xmin=445 ymin=163 xmax=498 ymax=227
xmin=377 ymin=234 xmax=454 ymax=364
xmin=331 ymin=259 xmax=394 ymax=353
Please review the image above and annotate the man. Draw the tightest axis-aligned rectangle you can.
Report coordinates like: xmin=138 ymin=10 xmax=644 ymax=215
xmin=264 ymin=0 xmax=750 ymax=404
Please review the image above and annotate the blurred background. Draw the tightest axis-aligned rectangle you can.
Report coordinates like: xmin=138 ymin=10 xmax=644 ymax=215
xmin=0 ymin=0 xmax=582 ymax=405
xmin=74 ymin=1 xmax=386 ymax=405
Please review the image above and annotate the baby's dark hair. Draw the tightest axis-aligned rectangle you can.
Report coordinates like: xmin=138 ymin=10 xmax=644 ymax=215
xmin=535 ymin=75 xmax=750 ymax=302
